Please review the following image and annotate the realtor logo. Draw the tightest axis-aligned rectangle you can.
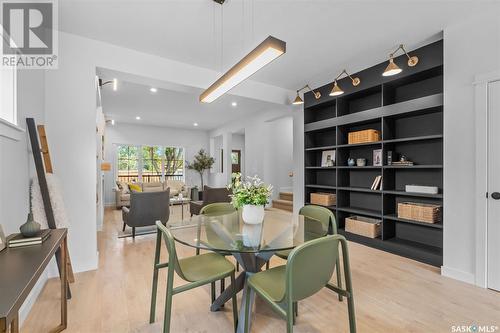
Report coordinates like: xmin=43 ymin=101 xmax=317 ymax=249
xmin=1 ymin=0 xmax=58 ymax=68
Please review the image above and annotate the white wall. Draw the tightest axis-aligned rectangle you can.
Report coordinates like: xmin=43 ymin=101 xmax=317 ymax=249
xmin=442 ymin=12 xmax=500 ymax=284
xmin=0 ymin=70 xmax=48 ymax=323
xmin=209 ymin=110 xmax=294 ymax=201
xmin=104 ymin=122 xmax=210 ymax=205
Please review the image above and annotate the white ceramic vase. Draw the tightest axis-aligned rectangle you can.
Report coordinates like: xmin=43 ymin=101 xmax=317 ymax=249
xmin=241 ymin=204 xmax=265 ymax=224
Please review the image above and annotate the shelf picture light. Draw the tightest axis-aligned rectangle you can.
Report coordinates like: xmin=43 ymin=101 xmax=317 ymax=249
xmin=293 ymin=84 xmax=321 ymax=105
xmin=200 ymin=36 xmax=286 ymax=103
xmin=329 ymin=69 xmax=361 ymax=97
xmin=383 ymin=44 xmax=419 ymax=76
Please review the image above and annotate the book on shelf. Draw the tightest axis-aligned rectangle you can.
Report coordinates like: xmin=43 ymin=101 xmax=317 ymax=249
xmin=371 ymin=175 xmax=382 ymax=190
xmin=8 ymin=229 xmax=51 ymax=248
xmin=391 ymin=161 xmax=414 ymax=166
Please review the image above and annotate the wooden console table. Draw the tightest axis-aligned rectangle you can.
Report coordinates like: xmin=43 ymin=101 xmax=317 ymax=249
xmin=0 ymin=229 xmax=68 ymax=333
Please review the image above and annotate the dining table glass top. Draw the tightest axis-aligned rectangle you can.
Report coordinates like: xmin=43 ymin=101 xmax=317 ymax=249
xmin=168 ymin=209 xmax=326 ymax=254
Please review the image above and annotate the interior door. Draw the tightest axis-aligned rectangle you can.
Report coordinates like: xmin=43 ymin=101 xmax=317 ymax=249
xmin=487 ymin=80 xmax=500 ymax=291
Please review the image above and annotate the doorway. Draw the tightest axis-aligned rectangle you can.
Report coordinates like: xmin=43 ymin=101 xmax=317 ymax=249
xmin=487 ymin=80 xmax=500 ymax=291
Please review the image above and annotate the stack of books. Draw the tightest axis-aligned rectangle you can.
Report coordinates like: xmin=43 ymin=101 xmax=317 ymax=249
xmin=8 ymin=229 xmax=51 ymax=248
xmin=391 ymin=161 xmax=414 ymax=166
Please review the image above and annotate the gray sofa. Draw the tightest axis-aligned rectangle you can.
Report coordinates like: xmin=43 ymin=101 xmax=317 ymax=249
xmin=122 ymin=189 xmax=170 ymax=238
xmin=115 ymin=180 xmax=190 ymax=208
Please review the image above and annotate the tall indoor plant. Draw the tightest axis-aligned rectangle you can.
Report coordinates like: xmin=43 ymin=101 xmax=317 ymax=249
xmin=186 ymin=149 xmax=215 ymax=188
xmin=229 ymin=174 xmax=273 ymax=224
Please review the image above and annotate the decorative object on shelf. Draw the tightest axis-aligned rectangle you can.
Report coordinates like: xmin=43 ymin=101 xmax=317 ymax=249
xmin=356 ymin=158 xmax=367 ymax=167
xmin=100 ymin=162 xmax=111 ymax=171
xmin=293 ymin=84 xmax=321 ymax=105
xmin=391 ymin=154 xmax=414 ymax=166
xmin=0 ymin=224 xmax=6 ymax=252
xmin=321 ymin=150 xmax=336 ymax=167
xmin=398 ymin=202 xmax=441 ymax=224
xmin=8 ymin=229 xmax=51 ymax=248
xmin=347 ymin=158 xmax=356 ymax=166
xmin=373 ymin=149 xmax=382 ymax=166
xmin=405 ymin=185 xmax=439 ymax=194
xmin=382 ymin=44 xmax=419 ymax=77
xmin=20 ymin=181 xmax=41 ymax=237
xmin=329 ymin=69 xmax=361 ymax=96
xmin=370 ymin=175 xmax=382 ymax=190
xmin=348 ymin=129 xmax=380 ymax=144
xmin=345 ymin=216 xmax=381 ymax=238
xmin=200 ymin=36 xmax=286 ymax=103
xmin=228 ymin=174 xmax=273 ymax=225
xmin=186 ymin=149 xmax=215 ymax=188
xmin=387 ymin=150 xmax=393 ymax=165
xmin=310 ymin=192 xmax=336 ymax=206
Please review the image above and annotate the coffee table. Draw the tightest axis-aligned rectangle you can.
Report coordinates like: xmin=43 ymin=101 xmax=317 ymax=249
xmin=169 ymin=197 xmax=190 ymax=220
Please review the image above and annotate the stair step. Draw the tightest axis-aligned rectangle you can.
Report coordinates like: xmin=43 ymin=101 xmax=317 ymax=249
xmin=279 ymin=191 xmax=293 ymax=201
xmin=272 ymin=199 xmax=293 ymax=212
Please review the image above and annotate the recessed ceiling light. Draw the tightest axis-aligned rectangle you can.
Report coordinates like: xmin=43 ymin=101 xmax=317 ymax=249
xmin=111 ymin=119 xmax=115 ymax=125
xmin=135 ymin=116 xmax=141 ymax=120
xmin=193 ymin=122 xmax=199 ymax=127
xmin=150 ymin=87 xmax=157 ymax=93
xmin=112 ymin=78 xmax=117 ymax=91
xmin=231 ymin=102 xmax=237 ymax=107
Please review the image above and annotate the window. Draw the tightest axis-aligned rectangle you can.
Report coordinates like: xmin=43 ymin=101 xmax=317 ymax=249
xmin=164 ymin=147 xmax=184 ymax=181
xmin=117 ymin=145 xmax=139 ymax=182
xmin=116 ymin=144 xmax=184 ymax=183
xmin=0 ymin=66 xmax=17 ymax=125
xmin=142 ymin=146 xmax=162 ymax=183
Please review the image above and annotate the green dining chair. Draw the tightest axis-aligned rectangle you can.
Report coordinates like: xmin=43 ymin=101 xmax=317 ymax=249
xmin=197 ymin=202 xmax=238 ymax=301
xmin=244 ymin=234 xmax=356 ymax=333
xmin=150 ymin=221 xmax=238 ymax=333
xmin=271 ymin=205 xmax=344 ymax=302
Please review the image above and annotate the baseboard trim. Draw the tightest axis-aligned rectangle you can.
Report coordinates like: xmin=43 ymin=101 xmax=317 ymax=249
xmin=441 ymin=266 xmax=475 ymax=285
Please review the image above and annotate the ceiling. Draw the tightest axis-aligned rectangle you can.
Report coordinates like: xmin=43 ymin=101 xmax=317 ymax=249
xmin=61 ymin=0 xmax=498 ymax=91
xmin=99 ymin=78 xmax=286 ymax=130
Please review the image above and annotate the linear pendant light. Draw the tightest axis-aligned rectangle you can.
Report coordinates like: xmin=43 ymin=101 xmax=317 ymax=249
xmin=200 ymin=36 xmax=286 ymax=103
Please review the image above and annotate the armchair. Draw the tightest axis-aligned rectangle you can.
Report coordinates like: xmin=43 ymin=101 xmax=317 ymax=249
xmin=189 ymin=186 xmax=231 ymax=216
xmin=122 ymin=189 xmax=170 ymax=238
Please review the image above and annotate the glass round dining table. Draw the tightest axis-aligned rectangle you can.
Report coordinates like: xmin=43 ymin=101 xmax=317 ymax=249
xmin=167 ymin=209 xmax=324 ymax=332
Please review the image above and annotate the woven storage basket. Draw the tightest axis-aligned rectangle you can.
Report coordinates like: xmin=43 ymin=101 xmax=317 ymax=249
xmin=348 ymin=129 xmax=380 ymax=144
xmin=310 ymin=193 xmax=336 ymax=206
xmin=345 ymin=216 xmax=381 ymax=238
xmin=397 ymin=202 xmax=442 ymax=223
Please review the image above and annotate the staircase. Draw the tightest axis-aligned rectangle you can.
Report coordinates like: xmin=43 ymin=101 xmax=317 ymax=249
xmin=272 ymin=191 xmax=293 ymax=212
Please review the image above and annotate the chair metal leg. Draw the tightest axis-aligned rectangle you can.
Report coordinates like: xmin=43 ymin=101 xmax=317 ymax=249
xmin=243 ymin=286 xmax=252 ymax=333
xmin=163 ymin=264 xmax=175 ymax=333
xmin=132 ymin=227 xmax=136 ymax=238
xmin=220 ymin=278 xmax=225 ymax=308
xmin=336 ymin=257 xmax=344 ymax=302
xmin=211 ymin=281 xmax=216 ymax=303
xmin=149 ymin=230 xmax=162 ymax=323
xmin=286 ymin=301 xmax=294 ymax=333
xmin=122 ymin=222 xmax=126 ymax=232
xmin=236 ymin=262 xmax=239 ymax=272
xmin=340 ymin=238 xmax=356 ymax=333
xmin=230 ymin=273 xmax=238 ymax=332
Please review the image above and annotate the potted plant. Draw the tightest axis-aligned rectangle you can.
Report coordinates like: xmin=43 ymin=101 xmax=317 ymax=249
xmin=186 ymin=149 xmax=215 ymax=189
xmin=229 ymin=174 xmax=273 ymax=224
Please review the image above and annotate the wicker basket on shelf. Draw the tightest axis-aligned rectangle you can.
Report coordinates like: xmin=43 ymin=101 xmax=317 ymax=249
xmin=397 ymin=202 xmax=442 ymax=223
xmin=310 ymin=193 xmax=336 ymax=206
xmin=348 ymin=129 xmax=380 ymax=144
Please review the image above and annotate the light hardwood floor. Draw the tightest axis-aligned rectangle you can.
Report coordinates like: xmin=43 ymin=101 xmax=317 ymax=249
xmin=22 ymin=207 xmax=500 ymax=333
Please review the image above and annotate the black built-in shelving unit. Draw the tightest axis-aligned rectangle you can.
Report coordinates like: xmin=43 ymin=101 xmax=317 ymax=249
xmin=303 ymin=40 xmax=443 ymax=266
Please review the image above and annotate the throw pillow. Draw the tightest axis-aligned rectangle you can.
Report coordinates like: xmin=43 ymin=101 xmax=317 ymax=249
xmin=129 ymin=183 xmax=142 ymax=192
